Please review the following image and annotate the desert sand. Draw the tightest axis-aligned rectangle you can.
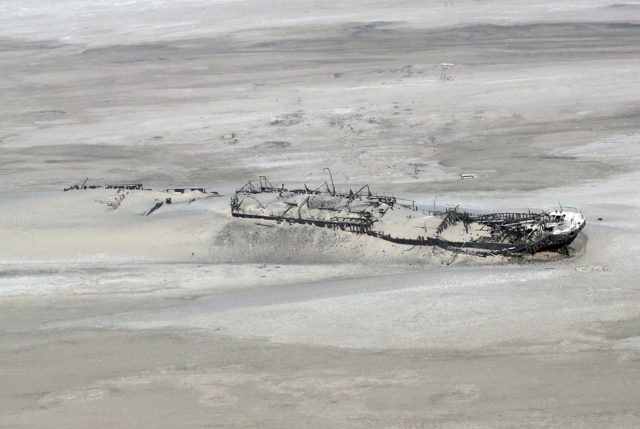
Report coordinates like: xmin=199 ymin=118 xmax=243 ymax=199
xmin=1 ymin=1 xmax=640 ymax=427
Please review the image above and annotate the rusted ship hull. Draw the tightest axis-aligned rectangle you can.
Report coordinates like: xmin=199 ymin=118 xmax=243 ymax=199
xmin=231 ymin=177 xmax=586 ymax=257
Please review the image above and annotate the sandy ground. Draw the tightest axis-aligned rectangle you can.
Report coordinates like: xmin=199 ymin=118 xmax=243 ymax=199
xmin=1 ymin=1 xmax=640 ymax=427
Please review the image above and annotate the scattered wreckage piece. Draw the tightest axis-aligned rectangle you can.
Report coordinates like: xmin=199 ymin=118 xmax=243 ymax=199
xmin=145 ymin=201 xmax=164 ymax=216
xmin=143 ymin=188 xmax=221 ymax=216
xmin=63 ymin=179 xmax=224 ymax=217
xmin=231 ymin=177 xmax=586 ymax=257
xmin=95 ymin=189 xmax=128 ymax=210
xmin=163 ymin=187 xmax=220 ymax=195
xmin=64 ymin=180 xmax=144 ymax=191
xmin=64 ymin=180 xmax=223 ymax=197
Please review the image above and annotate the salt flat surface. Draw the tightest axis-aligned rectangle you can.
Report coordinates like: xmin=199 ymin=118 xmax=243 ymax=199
xmin=1 ymin=1 xmax=640 ymax=427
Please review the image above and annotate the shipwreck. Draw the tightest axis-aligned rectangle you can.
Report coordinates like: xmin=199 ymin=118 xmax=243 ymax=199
xmin=230 ymin=176 xmax=585 ymax=257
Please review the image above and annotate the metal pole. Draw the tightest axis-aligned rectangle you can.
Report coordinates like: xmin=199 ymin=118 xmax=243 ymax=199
xmin=323 ymin=167 xmax=336 ymax=196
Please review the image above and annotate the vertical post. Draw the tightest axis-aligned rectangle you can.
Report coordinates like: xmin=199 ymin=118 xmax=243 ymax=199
xmin=323 ymin=167 xmax=336 ymax=196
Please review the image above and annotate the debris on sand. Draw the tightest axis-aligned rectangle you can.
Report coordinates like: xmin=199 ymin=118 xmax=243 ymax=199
xmin=163 ymin=187 xmax=212 ymax=194
xmin=145 ymin=200 xmax=164 ymax=216
xmin=64 ymin=179 xmax=144 ymax=191
xmin=95 ymin=189 xmax=128 ymax=210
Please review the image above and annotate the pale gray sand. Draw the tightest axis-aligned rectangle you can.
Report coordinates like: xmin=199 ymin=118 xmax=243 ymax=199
xmin=1 ymin=1 xmax=640 ymax=427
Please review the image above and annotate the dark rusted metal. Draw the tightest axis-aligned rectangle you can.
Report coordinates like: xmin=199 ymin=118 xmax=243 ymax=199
xmin=231 ymin=177 xmax=585 ymax=257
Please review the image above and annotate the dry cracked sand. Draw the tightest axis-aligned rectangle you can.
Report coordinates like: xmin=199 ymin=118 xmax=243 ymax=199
xmin=1 ymin=1 xmax=640 ymax=427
